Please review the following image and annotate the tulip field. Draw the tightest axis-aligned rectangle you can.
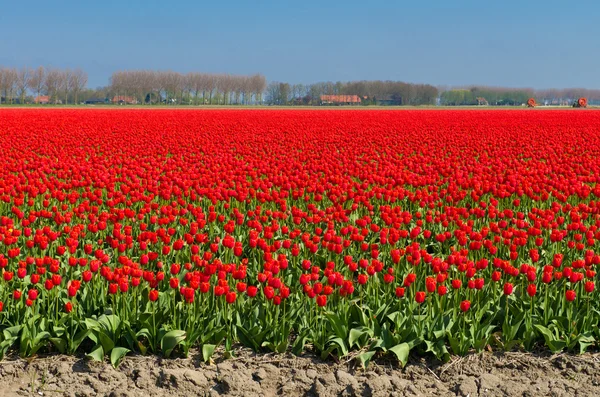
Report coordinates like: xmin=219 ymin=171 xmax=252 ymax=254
xmin=1 ymin=108 xmax=600 ymax=367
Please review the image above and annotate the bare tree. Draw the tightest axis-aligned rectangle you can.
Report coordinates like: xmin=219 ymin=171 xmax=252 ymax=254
xmin=207 ymin=74 xmax=218 ymax=104
xmin=250 ymin=74 xmax=267 ymax=104
xmin=187 ymin=72 xmax=201 ymax=105
xmin=44 ymin=68 xmax=62 ymax=104
xmin=160 ymin=71 xmax=182 ymax=104
xmin=217 ymin=74 xmax=227 ymax=105
xmin=0 ymin=68 xmax=18 ymax=104
xmin=0 ymin=68 xmax=4 ymax=104
xmin=30 ymin=66 xmax=46 ymax=102
xmin=16 ymin=67 xmax=31 ymax=104
xmin=60 ymin=69 xmax=71 ymax=105
xmin=69 ymin=68 xmax=88 ymax=104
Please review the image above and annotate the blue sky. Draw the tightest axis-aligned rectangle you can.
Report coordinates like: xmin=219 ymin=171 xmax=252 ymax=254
xmin=1 ymin=0 xmax=598 ymax=89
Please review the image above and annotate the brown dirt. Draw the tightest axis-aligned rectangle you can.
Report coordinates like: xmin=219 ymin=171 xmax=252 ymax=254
xmin=1 ymin=349 xmax=599 ymax=396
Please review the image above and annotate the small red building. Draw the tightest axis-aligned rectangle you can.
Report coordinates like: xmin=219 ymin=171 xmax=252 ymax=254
xmin=320 ymin=95 xmax=361 ymax=105
xmin=35 ymin=95 xmax=50 ymax=104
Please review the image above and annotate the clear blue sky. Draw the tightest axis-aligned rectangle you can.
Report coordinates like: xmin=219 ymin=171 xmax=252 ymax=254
xmin=1 ymin=0 xmax=598 ymax=89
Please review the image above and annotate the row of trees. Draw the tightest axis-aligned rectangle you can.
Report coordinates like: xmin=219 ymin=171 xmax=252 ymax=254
xmin=109 ymin=71 xmax=267 ymax=105
xmin=265 ymin=80 xmax=439 ymax=105
xmin=439 ymin=86 xmax=600 ymax=106
xmin=2 ymin=65 xmax=600 ymax=107
xmin=0 ymin=66 xmax=87 ymax=104
xmin=439 ymin=87 xmax=534 ymax=106
xmin=535 ymin=88 xmax=600 ymax=105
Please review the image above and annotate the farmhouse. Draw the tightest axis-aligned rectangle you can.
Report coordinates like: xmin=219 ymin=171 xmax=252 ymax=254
xmin=320 ymin=94 xmax=361 ymax=105
xmin=34 ymin=95 xmax=50 ymax=104
xmin=112 ymin=95 xmax=139 ymax=105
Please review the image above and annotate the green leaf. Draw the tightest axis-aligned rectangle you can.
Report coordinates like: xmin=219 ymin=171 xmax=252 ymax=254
xmin=237 ymin=325 xmax=260 ymax=351
xmin=70 ymin=329 xmax=91 ymax=354
xmin=380 ymin=323 xmax=395 ymax=349
xmin=29 ymin=331 xmax=51 ymax=356
xmin=534 ymin=325 xmax=566 ymax=353
xmin=52 ymin=326 xmax=66 ymax=338
xmin=110 ymin=347 xmax=130 ymax=368
xmin=276 ymin=340 xmax=288 ymax=354
xmin=161 ymin=330 xmax=186 ymax=358
xmin=320 ymin=344 xmax=339 ymax=360
xmin=86 ymin=345 xmax=105 ymax=362
xmin=387 ymin=311 xmax=400 ymax=324
xmin=0 ymin=338 xmax=18 ymax=361
xmin=138 ymin=341 xmax=148 ymax=355
xmin=84 ymin=318 xmax=101 ymax=330
xmin=98 ymin=314 xmax=121 ymax=334
xmin=356 ymin=351 xmax=376 ymax=369
xmin=370 ymin=337 xmax=386 ymax=351
xmin=502 ymin=315 xmax=523 ymax=342
xmin=136 ymin=328 xmax=152 ymax=340
xmin=3 ymin=325 xmax=23 ymax=339
xmin=349 ymin=327 xmax=371 ymax=349
xmin=325 ymin=312 xmax=348 ymax=340
xmin=98 ymin=332 xmax=116 ymax=353
xmin=328 ymin=337 xmax=348 ymax=357
xmin=292 ymin=331 xmax=309 ymax=355
xmin=389 ymin=343 xmax=410 ymax=367
xmin=261 ymin=341 xmax=276 ymax=352
xmin=33 ymin=331 xmax=51 ymax=344
xmin=576 ymin=333 xmax=595 ymax=354
xmin=424 ymin=339 xmax=450 ymax=362
xmin=49 ymin=337 xmax=67 ymax=353
xmin=202 ymin=344 xmax=216 ymax=363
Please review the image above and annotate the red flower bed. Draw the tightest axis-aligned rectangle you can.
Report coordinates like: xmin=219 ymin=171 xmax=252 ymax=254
xmin=0 ymin=109 xmax=599 ymax=366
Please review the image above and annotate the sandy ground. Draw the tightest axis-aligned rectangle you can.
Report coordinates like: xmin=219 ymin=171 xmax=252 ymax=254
xmin=1 ymin=348 xmax=600 ymax=397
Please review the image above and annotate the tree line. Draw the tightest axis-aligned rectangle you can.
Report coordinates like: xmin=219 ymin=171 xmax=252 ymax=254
xmin=265 ymin=80 xmax=439 ymax=105
xmin=2 ymin=64 xmax=600 ymax=106
xmin=109 ymin=71 xmax=267 ymax=105
xmin=439 ymin=86 xmax=600 ymax=106
xmin=535 ymin=88 xmax=600 ymax=105
xmin=0 ymin=66 xmax=88 ymax=105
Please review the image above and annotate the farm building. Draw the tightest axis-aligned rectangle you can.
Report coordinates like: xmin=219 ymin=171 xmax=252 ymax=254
xmin=373 ymin=95 xmax=400 ymax=106
xmin=112 ymin=95 xmax=139 ymax=105
xmin=85 ymin=97 xmax=109 ymax=104
xmin=320 ymin=95 xmax=361 ymax=105
xmin=34 ymin=95 xmax=50 ymax=104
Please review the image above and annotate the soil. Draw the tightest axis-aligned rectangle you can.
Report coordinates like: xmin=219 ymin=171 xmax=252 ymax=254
xmin=1 ymin=349 xmax=599 ymax=397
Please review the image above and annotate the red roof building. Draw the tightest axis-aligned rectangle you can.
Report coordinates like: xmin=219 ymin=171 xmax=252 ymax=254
xmin=320 ymin=95 xmax=361 ymax=105
xmin=112 ymin=95 xmax=139 ymax=104
xmin=35 ymin=95 xmax=50 ymax=104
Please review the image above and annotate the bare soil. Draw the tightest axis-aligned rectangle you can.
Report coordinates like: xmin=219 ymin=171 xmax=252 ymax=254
xmin=1 ymin=349 xmax=599 ymax=396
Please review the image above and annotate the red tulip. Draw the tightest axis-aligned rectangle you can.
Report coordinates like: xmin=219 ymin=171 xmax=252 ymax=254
xmin=415 ymin=291 xmax=426 ymax=304
xmin=460 ymin=300 xmax=471 ymax=312
xmin=28 ymin=289 xmax=38 ymax=301
xmin=226 ymin=292 xmax=237 ymax=304
xmin=316 ymin=294 xmax=327 ymax=307
xmin=246 ymin=286 xmax=258 ymax=297
xmin=149 ymin=289 xmax=159 ymax=302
